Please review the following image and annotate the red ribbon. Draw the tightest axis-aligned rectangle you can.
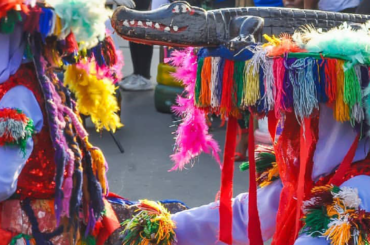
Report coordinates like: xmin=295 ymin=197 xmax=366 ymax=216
xmin=247 ymin=116 xmax=264 ymax=245
xmin=294 ymin=118 xmax=316 ymax=238
xmin=268 ymin=111 xmax=278 ymax=143
xmin=330 ymin=134 xmax=360 ymax=186
xmin=219 ymin=116 xmax=238 ymax=244
xmin=96 ymin=199 xmax=121 ymax=245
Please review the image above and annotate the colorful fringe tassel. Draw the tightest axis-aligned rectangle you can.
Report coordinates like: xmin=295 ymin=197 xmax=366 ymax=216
xmin=194 ymin=50 xmax=368 ymax=125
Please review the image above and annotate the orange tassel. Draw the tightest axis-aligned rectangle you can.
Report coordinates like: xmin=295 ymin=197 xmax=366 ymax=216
xmin=333 ymin=60 xmax=350 ymax=122
xmin=84 ymin=138 xmax=107 ymax=195
xmin=200 ymin=57 xmax=212 ymax=107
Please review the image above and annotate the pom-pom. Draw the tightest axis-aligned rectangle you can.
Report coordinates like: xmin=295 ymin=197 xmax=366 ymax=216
xmin=0 ymin=108 xmax=35 ymax=156
xmin=302 ymin=185 xmax=370 ymax=245
xmin=48 ymin=0 xmax=112 ymax=49
xmin=121 ymin=200 xmax=177 ymax=245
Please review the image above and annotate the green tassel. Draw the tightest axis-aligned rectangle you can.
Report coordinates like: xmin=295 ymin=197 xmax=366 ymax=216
xmin=302 ymin=207 xmax=330 ymax=237
xmin=10 ymin=234 xmax=32 ymax=245
xmin=344 ymin=64 xmax=362 ymax=109
xmin=79 ymin=236 xmax=96 ymax=245
xmin=24 ymin=43 xmax=34 ymax=60
xmin=0 ymin=10 xmax=22 ymax=34
xmin=239 ymin=161 xmax=249 ymax=172
xmin=234 ymin=61 xmax=245 ymax=107
xmin=332 ymin=185 xmax=341 ymax=194
xmin=195 ymin=58 xmax=204 ymax=106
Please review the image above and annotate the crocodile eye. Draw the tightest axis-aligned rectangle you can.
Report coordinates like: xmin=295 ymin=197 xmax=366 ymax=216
xmin=181 ymin=5 xmax=189 ymax=13
xmin=172 ymin=5 xmax=180 ymax=13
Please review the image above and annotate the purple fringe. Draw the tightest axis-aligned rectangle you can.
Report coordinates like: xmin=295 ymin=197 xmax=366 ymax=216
xmin=283 ymin=58 xmax=296 ymax=111
xmin=83 ymin=149 xmax=104 ymax=234
xmin=31 ymin=34 xmax=67 ymax=224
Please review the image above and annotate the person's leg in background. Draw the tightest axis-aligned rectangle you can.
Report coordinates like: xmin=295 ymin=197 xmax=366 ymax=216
xmin=356 ymin=0 xmax=370 ymax=14
xmin=121 ymin=0 xmax=154 ymax=91
xmin=213 ymin=0 xmax=236 ymax=8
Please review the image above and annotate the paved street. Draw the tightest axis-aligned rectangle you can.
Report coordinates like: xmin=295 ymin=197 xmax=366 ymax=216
xmin=87 ymin=41 xmax=249 ymax=208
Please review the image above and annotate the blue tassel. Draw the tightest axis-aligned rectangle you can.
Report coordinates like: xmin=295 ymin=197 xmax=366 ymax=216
xmin=290 ymin=58 xmax=318 ymax=123
xmin=217 ymin=58 xmax=225 ymax=104
xmin=70 ymin=169 xmax=82 ymax=233
xmin=360 ymin=65 xmax=369 ymax=89
xmin=92 ymin=42 xmax=106 ymax=67
xmin=39 ymin=8 xmax=53 ymax=42
xmin=257 ymin=64 xmax=266 ymax=113
xmin=283 ymin=58 xmax=296 ymax=111
xmin=318 ymin=59 xmax=329 ymax=103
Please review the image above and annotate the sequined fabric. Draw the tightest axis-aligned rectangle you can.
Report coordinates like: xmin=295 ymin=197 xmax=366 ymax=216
xmin=0 ymin=64 xmax=56 ymax=199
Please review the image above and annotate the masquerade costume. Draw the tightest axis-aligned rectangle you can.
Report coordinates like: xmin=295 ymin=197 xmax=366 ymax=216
xmin=112 ymin=2 xmax=370 ymax=245
xmin=0 ymin=0 xmax=126 ymax=244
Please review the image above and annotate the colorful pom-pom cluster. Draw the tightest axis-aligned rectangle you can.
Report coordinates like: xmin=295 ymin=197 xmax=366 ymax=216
xmin=121 ymin=200 xmax=177 ymax=245
xmin=0 ymin=108 xmax=35 ymax=156
xmin=302 ymin=185 xmax=370 ymax=245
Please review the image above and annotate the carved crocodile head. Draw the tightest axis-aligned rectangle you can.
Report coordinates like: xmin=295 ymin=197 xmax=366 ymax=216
xmin=111 ymin=1 xmax=217 ymax=47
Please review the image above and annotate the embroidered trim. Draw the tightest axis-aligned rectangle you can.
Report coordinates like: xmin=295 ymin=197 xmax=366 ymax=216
xmin=0 ymin=108 xmax=35 ymax=156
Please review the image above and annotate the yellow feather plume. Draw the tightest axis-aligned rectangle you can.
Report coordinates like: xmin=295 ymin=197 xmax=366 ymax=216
xmin=64 ymin=63 xmax=123 ymax=132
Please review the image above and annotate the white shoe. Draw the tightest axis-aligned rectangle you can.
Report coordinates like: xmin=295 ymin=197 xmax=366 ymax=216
xmin=121 ymin=75 xmax=154 ymax=91
xmin=119 ymin=74 xmax=137 ymax=86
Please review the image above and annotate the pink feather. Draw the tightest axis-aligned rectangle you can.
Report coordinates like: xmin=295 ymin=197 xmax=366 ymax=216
xmin=168 ymin=48 xmax=221 ymax=171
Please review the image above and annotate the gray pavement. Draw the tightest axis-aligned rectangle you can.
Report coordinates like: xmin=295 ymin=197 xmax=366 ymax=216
xmin=87 ymin=41 xmax=249 ymax=208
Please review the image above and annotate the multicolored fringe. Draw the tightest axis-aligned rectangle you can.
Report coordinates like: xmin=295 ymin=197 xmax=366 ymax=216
xmin=0 ymin=108 xmax=35 ymax=156
xmin=121 ymin=200 xmax=177 ymax=245
xmin=302 ymin=185 xmax=370 ymax=245
xmin=239 ymin=145 xmax=279 ymax=188
xmin=195 ymin=49 xmax=370 ymax=126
